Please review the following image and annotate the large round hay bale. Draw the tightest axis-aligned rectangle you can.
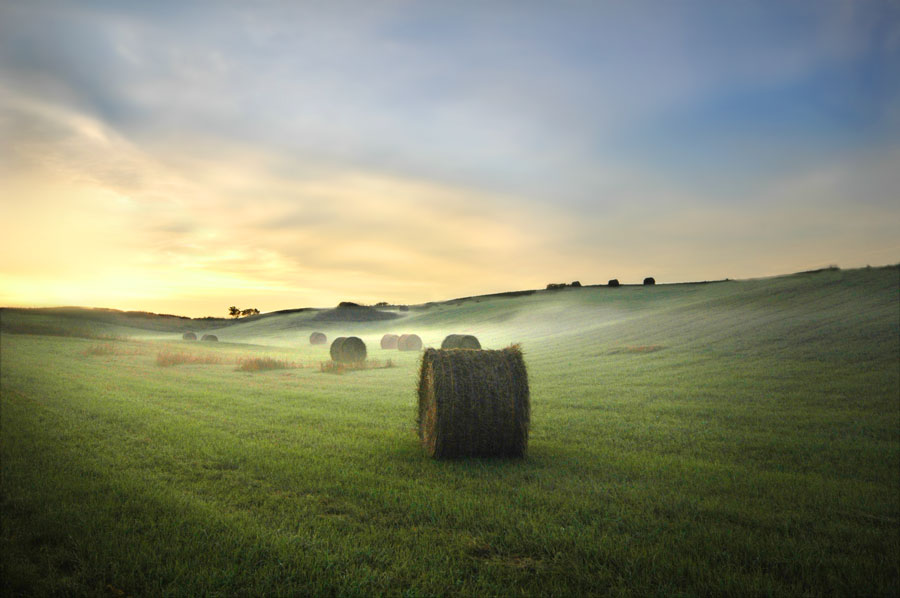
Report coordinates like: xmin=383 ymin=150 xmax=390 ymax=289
xmin=441 ymin=334 xmax=481 ymax=350
xmin=330 ymin=336 xmax=366 ymax=363
xmin=381 ymin=333 xmax=399 ymax=349
xmin=182 ymin=332 xmax=197 ymax=340
xmin=309 ymin=331 xmax=327 ymax=345
xmin=397 ymin=334 xmax=422 ymax=351
xmin=417 ymin=345 xmax=530 ymax=459
xmin=643 ymin=277 xmax=656 ymax=285
xmin=201 ymin=334 xmax=218 ymax=342
xmin=608 ymin=279 xmax=620 ymax=287
xmin=330 ymin=337 xmax=347 ymax=361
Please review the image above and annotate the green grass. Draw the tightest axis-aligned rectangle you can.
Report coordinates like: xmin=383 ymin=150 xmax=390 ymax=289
xmin=1 ymin=266 xmax=898 ymax=596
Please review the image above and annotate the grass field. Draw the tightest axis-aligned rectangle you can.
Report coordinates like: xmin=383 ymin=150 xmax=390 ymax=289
xmin=1 ymin=266 xmax=898 ymax=596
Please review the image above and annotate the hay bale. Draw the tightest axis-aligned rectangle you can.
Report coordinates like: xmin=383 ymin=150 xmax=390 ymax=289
xmin=182 ymin=332 xmax=197 ymax=340
xmin=330 ymin=337 xmax=347 ymax=361
xmin=441 ymin=334 xmax=481 ymax=350
xmin=381 ymin=333 xmax=399 ymax=349
xmin=309 ymin=331 xmax=327 ymax=345
xmin=397 ymin=334 xmax=423 ymax=351
xmin=330 ymin=336 xmax=366 ymax=363
xmin=608 ymin=279 xmax=620 ymax=287
xmin=417 ymin=345 xmax=530 ymax=459
xmin=643 ymin=277 xmax=656 ymax=285
xmin=201 ymin=334 xmax=218 ymax=342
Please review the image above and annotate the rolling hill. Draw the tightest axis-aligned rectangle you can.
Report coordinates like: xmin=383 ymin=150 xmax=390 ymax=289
xmin=1 ymin=265 xmax=897 ymax=596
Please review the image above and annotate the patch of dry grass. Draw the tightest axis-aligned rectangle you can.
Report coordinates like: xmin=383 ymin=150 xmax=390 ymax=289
xmin=156 ymin=350 xmax=223 ymax=367
xmin=83 ymin=343 xmax=143 ymax=356
xmin=236 ymin=357 xmax=300 ymax=372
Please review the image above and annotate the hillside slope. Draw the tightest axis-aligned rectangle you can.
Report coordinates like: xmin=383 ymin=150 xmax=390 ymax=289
xmin=199 ymin=266 xmax=898 ymax=362
xmin=1 ymin=265 xmax=897 ymax=596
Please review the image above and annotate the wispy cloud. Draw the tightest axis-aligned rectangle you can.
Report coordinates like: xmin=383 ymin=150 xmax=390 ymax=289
xmin=1 ymin=0 xmax=898 ymax=315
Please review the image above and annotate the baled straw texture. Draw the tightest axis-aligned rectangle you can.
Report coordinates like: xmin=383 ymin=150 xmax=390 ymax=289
xmin=309 ymin=331 xmax=327 ymax=345
xmin=381 ymin=333 xmax=399 ymax=349
xmin=417 ymin=345 xmax=530 ymax=459
xmin=201 ymin=334 xmax=218 ymax=342
xmin=330 ymin=336 xmax=367 ymax=363
xmin=182 ymin=332 xmax=197 ymax=340
xmin=397 ymin=334 xmax=423 ymax=351
xmin=441 ymin=334 xmax=481 ymax=350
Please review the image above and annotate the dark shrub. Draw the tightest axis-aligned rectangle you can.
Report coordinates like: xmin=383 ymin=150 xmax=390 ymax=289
xmin=643 ymin=277 xmax=656 ymax=286
xmin=608 ymin=279 xmax=620 ymax=287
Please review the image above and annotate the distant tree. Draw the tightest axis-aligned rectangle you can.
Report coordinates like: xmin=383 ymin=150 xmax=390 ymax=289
xmin=228 ymin=306 xmax=240 ymax=318
xmin=375 ymin=301 xmax=389 ymax=307
xmin=570 ymin=281 xmax=581 ymax=287
xmin=240 ymin=308 xmax=260 ymax=317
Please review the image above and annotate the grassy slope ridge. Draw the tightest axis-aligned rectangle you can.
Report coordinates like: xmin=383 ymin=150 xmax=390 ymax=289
xmin=1 ymin=266 xmax=898 ymax=596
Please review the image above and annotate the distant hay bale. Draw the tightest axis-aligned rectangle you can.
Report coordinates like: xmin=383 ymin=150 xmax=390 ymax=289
xmin=397 ymin=334 xmax=423 ymax=351
xmin=330 ymin=337 xmax=346 ymax=361
xmin=309 ymin=331 xmax=327 ymax=345
xmin=608 ymin=279 xmax=620 ymax=287
xmin=643 ymin=277 xmax=656 ymax=286
xmin=201 ymin=334 xmax=218 ymax=342
xmin=381 ymin=333 xmax=399 ymax=349
xmin=182 ymin=332 xmax=197 ymax=340
xmin=417 ymin=345 xmax=530 ymax=459
xmin=441 ymin=334 xmax=482 ymax=350
xmin=330 ymin=336 xmax=367 ymax=363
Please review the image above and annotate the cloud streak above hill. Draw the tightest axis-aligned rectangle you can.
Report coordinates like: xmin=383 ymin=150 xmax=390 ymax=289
xmin=1 ymin=0 xmax=898 ymax=316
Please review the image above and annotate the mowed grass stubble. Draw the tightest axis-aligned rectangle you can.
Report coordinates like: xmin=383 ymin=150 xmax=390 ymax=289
xmin=1 ymin=266 xmax=898 ymax=596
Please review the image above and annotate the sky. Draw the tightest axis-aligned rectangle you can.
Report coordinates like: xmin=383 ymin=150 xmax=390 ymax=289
xmin=1 ymin=0 xmax=898 ymax=318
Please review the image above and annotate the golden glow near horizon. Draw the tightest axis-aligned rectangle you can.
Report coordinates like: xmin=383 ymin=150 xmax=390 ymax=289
xmin=1 ymin=3 xmax=898 ymax=318
xmin=1 ymin=100 xmax=898 ymax=317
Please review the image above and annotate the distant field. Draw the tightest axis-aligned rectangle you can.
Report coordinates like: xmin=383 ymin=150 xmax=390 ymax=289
xmin=1 ymin=266 xmax=898 ymax=596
